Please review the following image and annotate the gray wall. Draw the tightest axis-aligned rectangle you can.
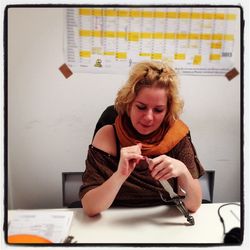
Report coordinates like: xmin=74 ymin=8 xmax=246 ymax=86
xmin=7 ymin=7 xmax=241 ymax=209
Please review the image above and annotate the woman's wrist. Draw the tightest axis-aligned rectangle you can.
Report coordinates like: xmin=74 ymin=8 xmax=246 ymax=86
xmin=113 ymin=171 xmax=128 ymax=185
xmin=177 ymin=163 xmax=193 ymax=191
xmin=180 ymin=163 xmax=190 ymax=178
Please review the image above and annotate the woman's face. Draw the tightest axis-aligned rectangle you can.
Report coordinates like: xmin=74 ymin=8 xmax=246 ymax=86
xmin=129 ymin=87 xmax=167 ymax=135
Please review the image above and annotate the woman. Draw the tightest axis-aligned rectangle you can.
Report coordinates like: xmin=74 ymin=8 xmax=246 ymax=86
xmin=79 ymin=61 xmax=204 ymax=217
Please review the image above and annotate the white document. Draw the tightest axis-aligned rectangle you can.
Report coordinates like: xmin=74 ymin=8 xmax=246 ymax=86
xmin=8 ymin=210 xmax=74 ymax=243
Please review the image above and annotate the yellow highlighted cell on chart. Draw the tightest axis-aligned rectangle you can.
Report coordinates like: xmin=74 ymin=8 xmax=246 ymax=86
xmin=203 ymin=13 xmax=214 ymax=19
xmin=225 ymin=13 xmax=236 ymax=20
xmin=191 ymin=12 xmax=202 ymax=19
xmin=142 ymin=11 xmax=153 ymax=18
xmin=211 ymin=42 xmax=222 ymax=49
xmin=188 ymin=33 xmax=200 ymax=40
xmin=224 ymin=34 xmax=234 ymax=41
xmin=175 ymin=53 xmax=186 ymax=60
xmin=79 ymin=30 xmax=92 ymax=36
xmin=116 ymin=52 xmax=127 ymax=59
xmin=130 ymin=10 xmax=141 ymax=18
xmin=166 ymin=12 xmax=178 ymax=18
xmin=201 ymin=33 xmax=212 ymax=40
xmin=153 ymin=33 xmax=164 ymax=39
xmin=80 ymin=51 xmax=91 ymax=58
xmin=116 ymin=31 xmax=126 ymax=38
xmin=141 ymin=32 xmax=152 ymax=39
xmin=93 ymin=9 xmax=103 ymax=16
xmin=92 ymin=30 xmax=102 ymax=37
xmin=128 ymin=32 xmax=140 ymax=41
xmin=104 ymin=31 xmax=115 ymax=38
xmin=178 ymin=12 xmax=191 ymax=19
xmin=118 ymin=10 xmax=129 ymax=17
xmin=79 ymin=8 xmax=92 ymax=15
xmin=164 ymin=33 xmax=175 ymax=39
xmin=210 ymin=54 xmax=221 ymax=60
xmin=154 ymin=11 xmax=165 ymax=18
xmin=176 ymin=33 xmax=188 ymax=40
xmin=212 ymin=34 xmax=223 ymax=40
xmin=193 ymin=55 xmax=202 ymax=65
xmin=104 ymin=51 xmax=115 ymax=56
xmin=214 ymin=13 xmax=225 ymax=20
xmin=104 ymin=9 xmax=117 ymax=17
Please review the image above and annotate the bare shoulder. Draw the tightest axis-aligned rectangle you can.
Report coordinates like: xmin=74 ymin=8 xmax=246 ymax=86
xmin=92 ymin=125 xmax=117 ymax=156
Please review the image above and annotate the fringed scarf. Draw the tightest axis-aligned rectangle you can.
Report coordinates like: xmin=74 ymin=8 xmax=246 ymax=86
xmin=114 ymin=114 xmax=189 ymax=157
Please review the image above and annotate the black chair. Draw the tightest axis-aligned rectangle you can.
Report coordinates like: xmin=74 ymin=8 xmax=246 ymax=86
xmin=93 ymin=105 xmax=117 ymax=137
xmin=62 ymin=172 xmax=82 ymax=208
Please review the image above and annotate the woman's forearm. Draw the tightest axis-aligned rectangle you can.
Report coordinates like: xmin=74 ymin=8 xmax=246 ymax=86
xmin=81 ymin=172 xmax=126 ymax=217
xmin=178 ymin=168 xmax=202 ymax=212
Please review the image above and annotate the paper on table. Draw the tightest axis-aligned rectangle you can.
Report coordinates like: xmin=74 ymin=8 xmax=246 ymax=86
xmin=8 ymin=210 xmax=73 ymax=243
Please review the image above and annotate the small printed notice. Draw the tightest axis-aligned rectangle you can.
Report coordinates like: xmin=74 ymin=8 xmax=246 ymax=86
xmin=8 ymin=210 xmax=73 ymax=243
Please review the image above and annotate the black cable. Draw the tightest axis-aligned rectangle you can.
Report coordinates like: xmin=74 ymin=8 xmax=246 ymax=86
xmin=217 ymin=202 xmax=240 ymax=235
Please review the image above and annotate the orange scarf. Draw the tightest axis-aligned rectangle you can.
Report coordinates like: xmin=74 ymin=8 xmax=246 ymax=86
xmin=114 ymin=115 xmax=189 ymax=157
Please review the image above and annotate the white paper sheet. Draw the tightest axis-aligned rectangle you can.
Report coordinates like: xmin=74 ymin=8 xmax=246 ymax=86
xmin=8 ymin=210 xmax=73 ymax=243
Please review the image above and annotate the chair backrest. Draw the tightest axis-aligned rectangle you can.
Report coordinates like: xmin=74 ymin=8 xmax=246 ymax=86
xmin=62 ymin=172 xmax=83 ymax=208
xmin=199 ymin=170 xmax=215 ymax=203
xmin=93 ymin=105 xmax=117 ymax=137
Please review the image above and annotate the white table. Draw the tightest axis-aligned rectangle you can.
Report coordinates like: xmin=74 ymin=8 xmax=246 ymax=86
xmin=8 ymin=203 xmax=241 ymax=244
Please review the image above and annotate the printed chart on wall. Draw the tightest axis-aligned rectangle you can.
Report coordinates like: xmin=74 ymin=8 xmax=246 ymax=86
xmin=64 ymin=7 xmax=240 ymax=75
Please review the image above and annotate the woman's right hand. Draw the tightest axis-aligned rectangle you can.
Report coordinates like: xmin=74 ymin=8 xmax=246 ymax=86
xmin=116 ymin=143 xmax=144 ymax=179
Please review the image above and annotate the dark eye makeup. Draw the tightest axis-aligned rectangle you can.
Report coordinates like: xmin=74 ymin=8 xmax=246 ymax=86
xmin=154 ymin=108 xmax=164 ymax=113
xmin=136 ymin=104 xmax=146 ymax=110
xmin=136 ymin=104 xmax=165 ymax=113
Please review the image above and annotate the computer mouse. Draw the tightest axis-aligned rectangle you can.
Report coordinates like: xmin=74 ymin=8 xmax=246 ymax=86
xmin=224 ymin=227 xmax=242 ymax=244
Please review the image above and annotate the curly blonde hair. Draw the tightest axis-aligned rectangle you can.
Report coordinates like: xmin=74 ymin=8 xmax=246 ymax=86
xmin=115 ymin=61 xmax=184 ymax=126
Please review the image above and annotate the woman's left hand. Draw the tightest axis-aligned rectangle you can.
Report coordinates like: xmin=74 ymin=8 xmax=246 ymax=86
xmin=148 ymin=155 xmax=187 ymax=181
